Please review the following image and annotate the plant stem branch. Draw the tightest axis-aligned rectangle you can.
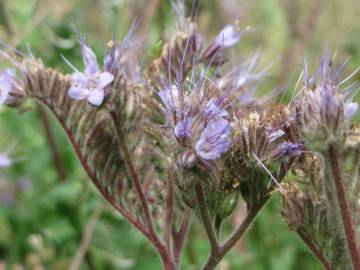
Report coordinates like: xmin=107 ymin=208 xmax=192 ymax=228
xmin=202 ymin=195 xmax=270 ymax=270
xmin=172 ymin=209 xmax=191 ymax=266
xmin=37 ymin=101 xmax=151 ymax=245
xmin=164 ymin=171 xmax=175 ymax=250
xmin=109 ymin=110 xmax=157 ymax=235
xmin=109 ymin=110 xmax=176 ymax=268
xmin=328 ymin=145 xmax=360 ymax=270
xmin=195 ymin=183 xmax=220 ymax=253
xmin=297 ymin=228 xmax=333 ymax=270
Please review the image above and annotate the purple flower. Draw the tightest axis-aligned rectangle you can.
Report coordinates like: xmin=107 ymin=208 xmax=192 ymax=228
xmin=195 ymin=118 xmax=231 ymax=160
xmin=0 ymin=69 xmax=17 ymax=108
xmin=104 ymin=42 xmax=120 ymax=74
xmin=158 ymin=85 xmax=180 ymax=113
xmin=201 ymin=25 xmax=242 ymax=63
xmin=266 ymin=128 xmax=285 ymax=142
xmin=68 ymin=43 xmax=114 ymax=106
xmin=214 ymin=25 xmax=240 ymax=48
xmin=344 ymin=102 xmax=358 ymax=118
xmin=271 ymin=142 xmax=302 ymax=160
xmin=203 ymin=98 xmax=228 ymax=120
xmin=174 ymin=117 xmax=193 ymax=142
xmin=0 ymin=153 xmax=11 ymax=168
xmin=177 ymin=149 xmax=197 ymax=169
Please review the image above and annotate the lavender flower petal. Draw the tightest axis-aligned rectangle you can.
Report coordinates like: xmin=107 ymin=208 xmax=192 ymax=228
xmin=0 ymin=69 xmax=16 ymax=107
xmin=266 ymin=128 xmax=285 ymax=142
xmin=87 ymin=88 xmax=105 ymax=106
xmin=174 ymin=117 xmax=193 ymax=141
xmin=215 ymin=25 xmax=240 ymax=48
xmin=344 ymin=102 xmax=358 ymax=118
xmin=272 ymin=142 xmax=302 ymax=160
xmin=72 ymin=72 xmax=86 ymax=84
xmin=68 ymin=86 xmax=89 ymax=100
xmin=203 ymin=98 xmax=228 ymax=120
xmin=195 ymin=118 xmax=231 ymax=160
xmin=97 ymin=72 xmax=115 ymax=88
xmin=158 ymin=85 xmax=179 ymax=112
xmin=81 ymin=44 xmax=99 ymax=75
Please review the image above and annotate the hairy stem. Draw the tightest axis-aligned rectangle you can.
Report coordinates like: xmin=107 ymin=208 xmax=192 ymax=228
xmin=172 ymin=209 xmax=191 ymax=266
xmin=202 ymin=195 xmax=270 ymax=270
xmin=328 ymin=145 xmax=360 ymax=270
xmin=109 ymin=110 xmax=157 ymax=234
xmin=109 ymin=109 xmax=175 ymax=266
xmin=195 ymin=183 xmax=220 ymax=253
xmin=164 ymin=171 xmax=175 ymax=250
xmin=36 ymin=101 xmax=155 ymax=249
xmin=297 ymin=228 xmax=333 ymax=270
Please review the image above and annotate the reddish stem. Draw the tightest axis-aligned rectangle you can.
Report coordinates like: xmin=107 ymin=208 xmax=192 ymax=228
xmin=164 ymin=171 xmax=175 ymax=250
xmin=109 ymin=110 xmax=175 ymax=265
xmin=35 ymin=101 xmax=156 ymax=246
xmin=109 ymin=111 xmax=156 ymax=231
xmin=297 ymin=229 xmax=333 ymax=270
xmin=172 ymin=209 xmax=191 ymax=266
xmin=328 ymin=145 xmax=360 ymax=270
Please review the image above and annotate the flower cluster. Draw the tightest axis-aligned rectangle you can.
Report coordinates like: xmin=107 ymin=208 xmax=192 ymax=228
xmin=159 ymin=82 xmax=232 ymax=167
xmin=0 ymin=11 xmax=359 ymax=269
xmin=157 ymin=25 xmax=267 ymax=171
xmin=296 ymin=51 xmax=358 ymax=150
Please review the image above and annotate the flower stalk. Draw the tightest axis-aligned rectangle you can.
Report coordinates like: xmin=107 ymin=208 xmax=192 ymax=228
xmin=297 ymin=228 xmax=333 ymax=270
xmin=195 ymin=183 xmax=220 ymax=253
xmin=202 ymin=195 xmax=270 ymax=270
xmin=327 ymin=145 xmax=360 ymax=270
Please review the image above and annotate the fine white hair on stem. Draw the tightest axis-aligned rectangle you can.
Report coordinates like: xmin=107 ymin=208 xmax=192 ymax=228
xmin=252 ymin=152 xmax=287 ymax=195
xmin=171 ymin=0 xmax=186 ymax=28
xmin=61 ymin=54 xmax=80 ymax=73
xmin=0 ymin=40 xmax=27 ymax=58
xmin=290 ymin=70 xmax=304 ymax=103
xmin=339 ymin=66 xmax=360 ymax=87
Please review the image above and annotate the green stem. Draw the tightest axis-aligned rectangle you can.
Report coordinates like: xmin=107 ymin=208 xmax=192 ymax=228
xmin=202 ymin=195 xmax=270 ymax=270
xmin=195 ymin=183 xmax=220 ymax=253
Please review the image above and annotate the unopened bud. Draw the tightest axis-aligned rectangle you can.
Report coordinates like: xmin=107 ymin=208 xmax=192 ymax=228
xmin=177 ymin=149 xmax=197 ymax=169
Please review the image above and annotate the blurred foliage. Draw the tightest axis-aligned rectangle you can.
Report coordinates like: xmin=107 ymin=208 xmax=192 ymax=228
xmin=0 ymin=0 xmax=359 ymax=269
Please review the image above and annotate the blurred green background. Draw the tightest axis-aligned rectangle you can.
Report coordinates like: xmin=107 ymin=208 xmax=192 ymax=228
xmin=0 ymin=0 xmax=359 ymax=269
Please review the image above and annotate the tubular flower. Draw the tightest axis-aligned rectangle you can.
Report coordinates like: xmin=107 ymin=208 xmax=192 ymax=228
xmin=68 ymin=41 xmax=114 ymax=106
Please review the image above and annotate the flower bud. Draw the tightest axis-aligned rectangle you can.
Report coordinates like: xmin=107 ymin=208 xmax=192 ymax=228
xmin=298 ymin=52 xmax=358 ymax=150
xmin=217 ymin=191 xmax=239 ymax=220
xmin=177 ymin=149 xmax=197 ymax=169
